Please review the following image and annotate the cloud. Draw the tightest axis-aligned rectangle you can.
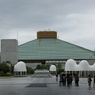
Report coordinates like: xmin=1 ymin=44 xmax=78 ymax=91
xmin=0 ymin=0 xmax=95 ymax=50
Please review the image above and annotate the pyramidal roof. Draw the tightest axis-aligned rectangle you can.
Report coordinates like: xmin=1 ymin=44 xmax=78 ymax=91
xmin=18 ymin=31 xmax=94 ymax=61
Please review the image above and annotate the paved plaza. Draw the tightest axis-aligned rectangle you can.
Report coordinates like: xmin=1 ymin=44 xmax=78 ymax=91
xmin=0 ymin=76 xmax=95 ymax=95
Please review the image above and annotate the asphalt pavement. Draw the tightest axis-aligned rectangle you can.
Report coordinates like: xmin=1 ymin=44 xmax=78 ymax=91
xmin=0 ymin=76 xmax=95 ymax=95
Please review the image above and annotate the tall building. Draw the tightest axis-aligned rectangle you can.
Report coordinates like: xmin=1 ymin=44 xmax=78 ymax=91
xmin=1 ymin=39 xmax=18 ymax=65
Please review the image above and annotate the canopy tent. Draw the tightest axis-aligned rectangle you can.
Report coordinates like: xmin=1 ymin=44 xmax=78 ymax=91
xmin=65 ymin=59 xmax=95 ymax=71
xmin=49 ymin=65 xmax=57 ymax=71
xmin=14 ymin=61 xmax=27 ymax=76
xmin=65 ymin=59 xmax=79 ymax=71
xmin=79 ymin=60 xmax=90 ymax=71
xmin=14 ymin=61 xmax=27 ymax=72
xmin=89 ymin=63 xmax=95 ymax=71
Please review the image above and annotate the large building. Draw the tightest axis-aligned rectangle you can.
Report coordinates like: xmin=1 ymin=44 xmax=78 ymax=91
xmin=18 ymin=31 xmax=95 ymax=68
xmin=0 ymin=31 xmax=95 ymax=69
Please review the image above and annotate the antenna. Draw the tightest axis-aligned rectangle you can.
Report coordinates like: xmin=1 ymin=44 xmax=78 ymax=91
xmin=17 ymin=29 xmax=18 ymax=40
xmin=16 ymin=28 xmax=19 ymax=43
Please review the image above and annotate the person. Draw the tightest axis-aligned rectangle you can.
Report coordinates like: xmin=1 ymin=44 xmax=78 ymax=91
xmin=62 ymin=74 xmax=66 ymax=86
xmin=56 ymin=74 xmax=58 ymax=81
xmin=66 ymin=74 xmax=70 ymax=87
xmin=93 ymin=76 xmax=95 ymax=88
xmin=74 ymin=74 xmax=79 ymax=86
xmin=70 ymin=74 xmax=73 ymax=85
xmin=59 ymin=74 xmax=63 ymax=86
xmin=87 ymin=74 xmax=92 ymax=88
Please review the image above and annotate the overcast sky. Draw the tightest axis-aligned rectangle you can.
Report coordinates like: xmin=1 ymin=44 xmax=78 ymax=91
xmin=0 ymin=0 xmax=95 ymax=51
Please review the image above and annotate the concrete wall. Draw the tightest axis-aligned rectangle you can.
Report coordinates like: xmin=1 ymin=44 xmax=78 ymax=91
xmin=1 ymin=39 xmax=18 ymax=65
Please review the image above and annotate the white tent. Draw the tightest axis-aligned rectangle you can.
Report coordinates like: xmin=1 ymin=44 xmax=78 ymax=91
xmin=79 ymin=60 xmax=90 ymax=71
xmin=49 ymin=65 xmax=56 ymax=71
xmin=65 ymin=59 xmax=79 ymax=71
xmin=14 ymin=61 xmax=27 ymax=72
xmin=90 ymin=63 xmax=95 ymax=71
xmin=14 ymin=61 xmax=27 ymax=76
xmin=65 ymin=59 xmax=95 ymax=71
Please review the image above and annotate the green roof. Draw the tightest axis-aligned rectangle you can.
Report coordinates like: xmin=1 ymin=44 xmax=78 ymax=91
xmin=18 ymin=38 xmax=95 ymax=61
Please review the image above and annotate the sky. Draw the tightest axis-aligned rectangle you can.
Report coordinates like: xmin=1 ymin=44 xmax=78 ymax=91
xmin=0 ymin=0 xmax=95 ymax=51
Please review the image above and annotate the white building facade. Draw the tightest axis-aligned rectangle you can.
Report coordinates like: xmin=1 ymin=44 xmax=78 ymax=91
xmin=1 ymin=39 xmax=18 ymax=65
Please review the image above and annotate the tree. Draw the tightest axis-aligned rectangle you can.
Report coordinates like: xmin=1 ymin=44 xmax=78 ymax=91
xmin=27 ymin=67 xmax=34 ymax=74
xmin=0 ymin=63 xmax=9 ymax=74
xmin=45 ymin=64 xmax=50 ymax=70
xmin=5 ymin=61 xmax=12 ymax=74
xmin=36 ymin=65 xmax=41 ymax=69
xmin=56 ymin=64 xmax=64 ymax=74
xmin=36 ymin=64 xmax=50 ymax=70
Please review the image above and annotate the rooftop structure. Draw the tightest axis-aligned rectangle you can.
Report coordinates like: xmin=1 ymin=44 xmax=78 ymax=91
xmin=37 ymin=31 xmax=57 ymax=39
xmin=18 ymin=31 xmax=94 ymax=63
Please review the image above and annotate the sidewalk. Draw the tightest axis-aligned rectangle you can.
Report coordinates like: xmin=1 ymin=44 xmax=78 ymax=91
xmin=0 ymin=76 xmax=95 ymax=95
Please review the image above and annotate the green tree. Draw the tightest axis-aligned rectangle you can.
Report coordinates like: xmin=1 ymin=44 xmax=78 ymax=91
xmin=36 ymin=65 xmax=41 ymax=69
xmin=56 ymin=64 xmax=64 ymax=74
xmin=5 ymin=61 xmax=12 ymax=74
xmin=36 ymin=64 xmax=50 ymax=70
xmin=0 ymin=63 xmax=9 ymax=74
xmin=45 ymin=64 xmax=50 ymax=70
xmin=27 ymin=67 xmax=34 ymax=74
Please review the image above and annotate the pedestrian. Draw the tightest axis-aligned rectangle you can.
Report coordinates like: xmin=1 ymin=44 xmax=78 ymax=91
xmin=87 ymin=74 xmax=92 ymax=88
xmin=70 ymin=74 xmax=73 ymax=85
xmin=93 ymin=76 xmax=95 ymax=88
xmin=56 ymin=74 xmax=58 ymax=81
xmin=66 ymin=74 xmax=70 ymax=87
xmin=59 ymin=74 xmax=63 ymax=86
xmin=75 ymin=74 xmax=79 ymax=86
xmin=62 ymin=74 xmax=66 ymax=86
